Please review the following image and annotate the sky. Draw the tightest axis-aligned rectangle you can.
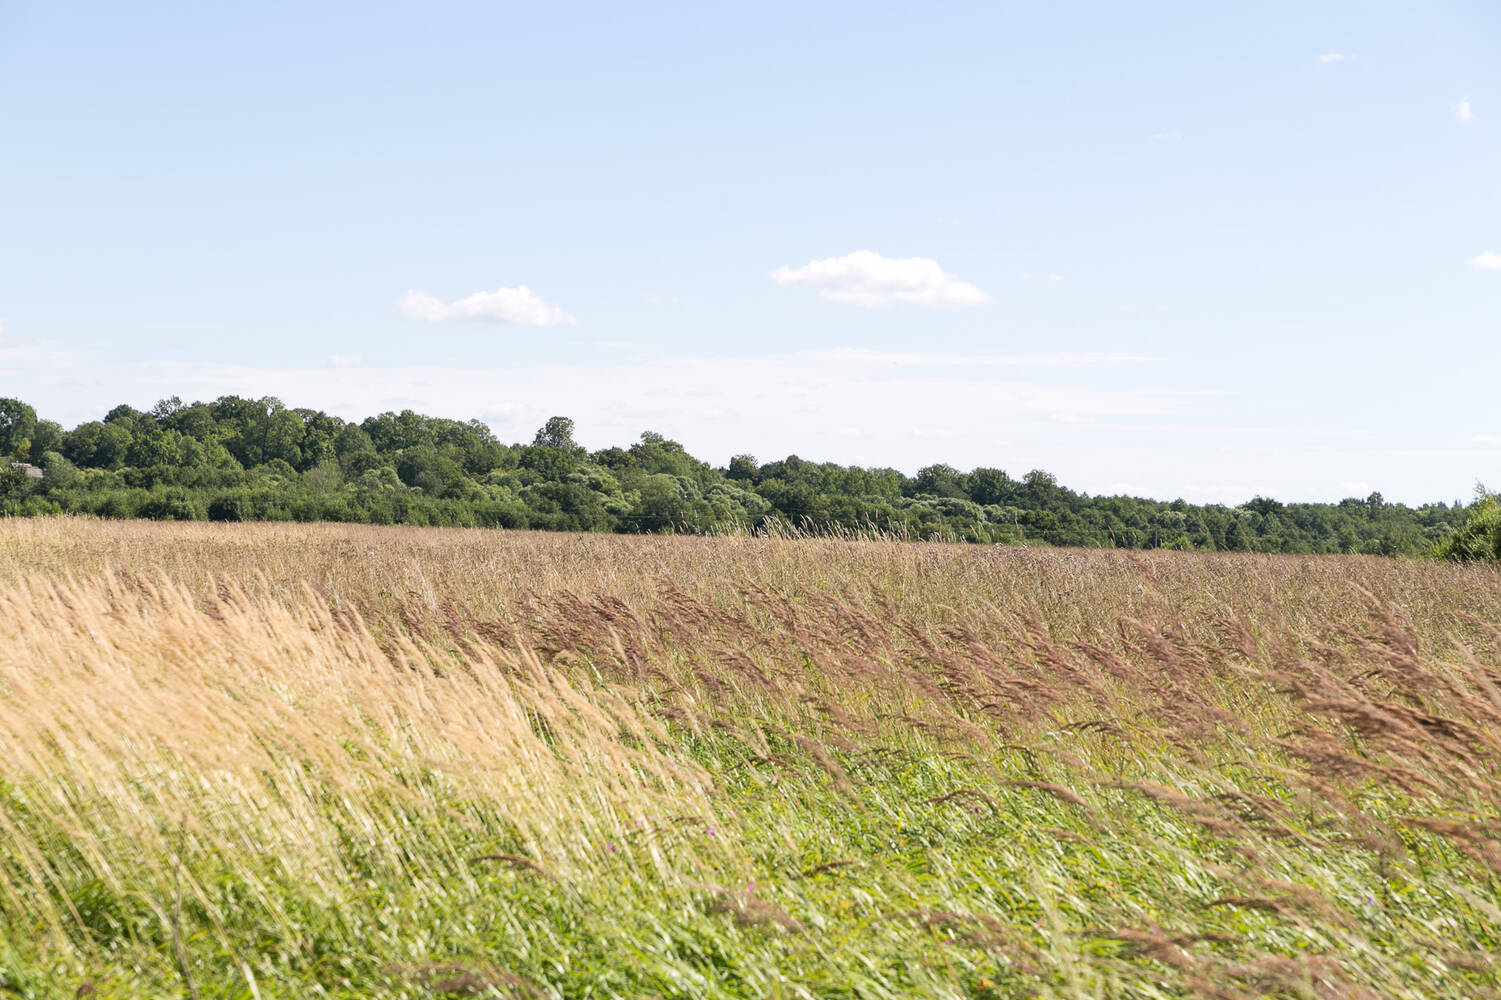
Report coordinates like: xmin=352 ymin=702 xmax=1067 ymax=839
xmin=1 ymin=1 xmax=1497 ymax=506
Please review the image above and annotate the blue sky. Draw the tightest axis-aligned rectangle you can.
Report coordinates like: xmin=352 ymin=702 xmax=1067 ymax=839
xmin=2 ymin=1 xmax=1497 ymax=504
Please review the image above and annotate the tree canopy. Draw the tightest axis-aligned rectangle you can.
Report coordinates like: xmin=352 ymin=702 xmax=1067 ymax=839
xmin=0 ymin=394 xmax=1475 ymax=556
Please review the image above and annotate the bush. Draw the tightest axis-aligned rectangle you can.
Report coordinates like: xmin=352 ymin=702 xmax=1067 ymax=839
xmin=208 ymin=494 xmax=248 ymax=522
xmin=136 ymin=489 xmax=205 ymax=521
xmin=1437 ymin=495 xmax=1501 ymax=563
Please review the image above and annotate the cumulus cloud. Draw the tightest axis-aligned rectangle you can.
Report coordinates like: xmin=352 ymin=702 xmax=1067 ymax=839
xmin=1318 ymin=53 xmax=1346 ymax=64
xmin=399 ymin=286 xmax=576 ymax=326
xmin=770 ymin=250 xmax=990 ymax=308
xmin=1468 ymin=250 xmax=1501 ymax=271
xmin=1455 ymin=98 xmax=1473 ymax=123
xmin=328 ymin=354 xmax=364 ymax=369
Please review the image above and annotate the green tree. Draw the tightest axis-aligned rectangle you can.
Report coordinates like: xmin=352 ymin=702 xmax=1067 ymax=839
xmin=0 ymin=398 xmax=37 ymax=458
xmin=150 ymin=396 xmax=186 ymax=422
xmin=629 ymin=432 xmax=711 ymax=483
xmin=727 ymin=454 xmax=758 ymax=481
xmin=39 ymin=452 xmax=80 ymax=489
xmin=518 ymin=443 xmax=581 ymax=480
xmin=127 ymin=429 xmax=185 ymax=469
xmin=968 ymin=467 xmax=1014 ymax=505
xmin=0 ymin=464 xmax=34 ymax=500
xmin=396 ymin=449 xmax=465 ymax=496
xmin=29 ymin=420 xmax=64 ymax=458
xmin=65 ymin=421 xmax=133 ymax=469
xmin=631 ymin=474 xmax=694 ymax=533
xmin=0 ymin=392 xmax=1470 ymax=552
xmin=362 ymin=409 xmax=434 ymax=453
xmin=533 ymin=416 xmax=584 ymax=455
xmin=914 ymin=464 xmax=968 ymax=498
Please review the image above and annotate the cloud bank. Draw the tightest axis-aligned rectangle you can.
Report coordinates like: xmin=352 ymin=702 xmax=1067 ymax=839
xmin=399 ymin=286 xmax=576 ymax=326
xmin=1469 ymin=251 xmax=1501 ymax=271
xmin=771 ymin=250 xmax=991 ymax=307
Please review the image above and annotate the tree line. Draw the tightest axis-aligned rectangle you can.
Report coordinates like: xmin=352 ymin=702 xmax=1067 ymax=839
xmin=0 ymin=394 xmax=1481 ymax=556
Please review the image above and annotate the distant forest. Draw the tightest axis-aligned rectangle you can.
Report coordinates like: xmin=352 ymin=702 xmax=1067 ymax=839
xmin=0 ymin=395 xmax=1476 ymax=556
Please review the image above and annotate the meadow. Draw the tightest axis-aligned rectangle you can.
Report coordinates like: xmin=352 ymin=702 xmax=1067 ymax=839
xmin=1 ymin=518 xmax=1499 ymax=999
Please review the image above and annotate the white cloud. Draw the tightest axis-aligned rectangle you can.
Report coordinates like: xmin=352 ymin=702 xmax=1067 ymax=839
xmin=1455 ymin=98 xmax=1473 ymax=123
xmin=398 ymin=286 xmax=576 ymax=326
xmin=1151 ymin=130 xmax=1182 ymax=142
xmin=1468 ymin=250 xmax=1501 ymax=271
xmin=1474 ymin=434 xmax=1501 ymax=446
xmin=328 ymin=354 xmax=364 ymax=369
xmin=1021 ymin=273 xmax=1064 ymax=284
xmin=770 ymin=250 xmax=990 ymax=308
xmin=1318 ymin=53 xmax=1346 ymax=65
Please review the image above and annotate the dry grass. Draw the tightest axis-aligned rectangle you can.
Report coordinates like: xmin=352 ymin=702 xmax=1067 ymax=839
xmin=2 ymin=517 xmax=1500 ymax=998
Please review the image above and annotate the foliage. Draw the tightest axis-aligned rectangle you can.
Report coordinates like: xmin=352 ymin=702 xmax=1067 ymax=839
xmin=0 ymin=397 xmax=37 ymax=459
xmin=0 ymin=395 xmax=1475 ymax=555
xmin=1437 ymin=490 xmax=1501 ymax=562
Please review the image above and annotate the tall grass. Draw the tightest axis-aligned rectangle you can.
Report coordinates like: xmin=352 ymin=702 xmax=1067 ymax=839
xmin=1 ymin=518 xmax=1499 ymax=998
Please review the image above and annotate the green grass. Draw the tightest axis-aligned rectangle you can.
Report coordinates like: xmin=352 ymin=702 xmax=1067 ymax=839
xmin=8 ymin=736 xmax=1499 ymax=999
xmin=1 ymin=520 xmax=1500 ymax=998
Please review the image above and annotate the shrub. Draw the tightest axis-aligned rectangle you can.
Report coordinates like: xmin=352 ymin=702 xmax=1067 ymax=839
xmin=1437 ymin=494 xmax=1501 ymax=562
xmin=208 ymin=493 xmax=248 ymax=522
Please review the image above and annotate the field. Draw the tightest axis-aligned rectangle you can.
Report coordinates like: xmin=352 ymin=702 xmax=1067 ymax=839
xmin=1 ymin=519 xmax=1500 ymax=999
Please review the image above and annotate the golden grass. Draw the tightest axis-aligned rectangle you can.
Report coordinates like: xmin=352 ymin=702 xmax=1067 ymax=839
xmin=2 ymin=517 xmax=1500 ymax=998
